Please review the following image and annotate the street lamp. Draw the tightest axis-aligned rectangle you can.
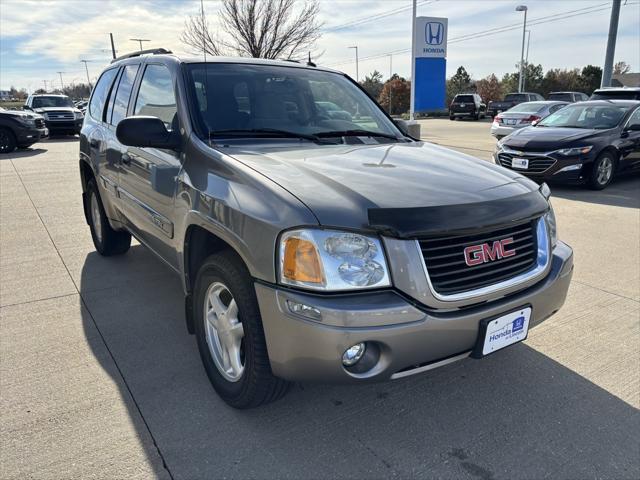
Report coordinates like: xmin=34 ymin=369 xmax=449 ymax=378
xmin=516 ymin=5 xmax=528 ymax=93
xmin=348 ymin=46 xmax=359 ymax=82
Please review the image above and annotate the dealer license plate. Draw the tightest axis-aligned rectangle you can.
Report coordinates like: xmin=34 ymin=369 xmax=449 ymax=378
xmin=481 ymin=307 xmax=531 ymax=356
xmin=505 ymin=119 xmax=517 ymax=125
xmin=512 ymin=157 xmax=529 ymax=169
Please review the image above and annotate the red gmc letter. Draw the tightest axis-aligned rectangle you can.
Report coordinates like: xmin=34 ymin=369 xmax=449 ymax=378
xmin=500 ymin=237 xmax=516 ymax=257
xmin=464 ymin=245 xmax=484 ymax=266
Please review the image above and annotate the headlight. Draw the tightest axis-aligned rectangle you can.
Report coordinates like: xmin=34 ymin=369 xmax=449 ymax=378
xmin=16 ymin=116 xmax=36 ymax=127
xmin=74 ymin=111 xmax=84 ymax=119
xmin=278 ymin=229 xmax=391 ymax=291
xmin=539 ymin=183 xmax=558 ymax=248
xmin=555 ymin=146 xmax=592 ymax=156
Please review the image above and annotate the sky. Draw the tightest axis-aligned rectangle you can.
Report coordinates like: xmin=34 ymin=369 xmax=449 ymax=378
xmin=0 ymin=0 xmax=639 ymax=91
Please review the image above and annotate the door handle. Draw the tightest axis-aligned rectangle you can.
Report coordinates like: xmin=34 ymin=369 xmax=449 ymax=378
xmin=121 ymin=153 xmax=131 ymax=166
xmin=89 ymin=139 xmax=100 ymax=148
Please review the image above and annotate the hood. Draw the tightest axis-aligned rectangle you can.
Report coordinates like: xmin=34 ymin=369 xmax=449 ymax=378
xmin=0 ymin=110 xmax=44 ymax=120
xmin=504 ymin=126 xmax=602 ymax=150
xmin=33 ymin=106 xmax=78 ymax=113
xmin=222 ymin=141 xmax=542 ymax=232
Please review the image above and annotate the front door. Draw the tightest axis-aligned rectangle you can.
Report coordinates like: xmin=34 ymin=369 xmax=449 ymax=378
xmin=117 ymin=63 xmax=182 ymax=268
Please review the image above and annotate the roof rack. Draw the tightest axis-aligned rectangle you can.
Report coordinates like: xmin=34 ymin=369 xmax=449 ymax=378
xmin=111 ymin=48 xmax=172 ymax=64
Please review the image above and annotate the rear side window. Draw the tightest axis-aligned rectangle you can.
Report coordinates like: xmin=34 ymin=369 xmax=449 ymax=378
xmin=89 ymin=68 xmax=118 ymax=120
xmin=134 ymin=64 xmax=177 ymax=129
xmin=110 ymin=64 xmax=139 ymax=125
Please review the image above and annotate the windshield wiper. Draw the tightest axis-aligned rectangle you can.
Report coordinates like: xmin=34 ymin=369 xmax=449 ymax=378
xmin=315 ymin=129 xmax=401 ymax=141
xmin=209 ymin=128 xmax=332 ymax=145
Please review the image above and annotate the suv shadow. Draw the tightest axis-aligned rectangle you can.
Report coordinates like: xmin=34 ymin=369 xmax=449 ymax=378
xmin=79 ymin=247 xmax=639 ymax=479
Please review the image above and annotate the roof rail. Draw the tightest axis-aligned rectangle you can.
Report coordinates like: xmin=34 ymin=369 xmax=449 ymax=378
xmin=111 ymin=48 xmax=172 ymax=64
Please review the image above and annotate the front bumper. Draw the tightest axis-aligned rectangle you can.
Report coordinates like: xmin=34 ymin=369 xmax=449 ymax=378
xmin=493 ymin=150 xmax=595 ymax=183
xmin=45 ymin=119 xmax=83 ymax=131
xmin=256 ymin=241 xmax=573 ymax=383
xmin=14 ymin=125 xmax=48 ymax=145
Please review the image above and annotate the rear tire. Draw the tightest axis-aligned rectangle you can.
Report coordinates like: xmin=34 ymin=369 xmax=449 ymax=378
xmin=86 ymin=178 xmax=131 ymax=255
xmin=0 ymin=127 xmax=17 ymax=154
xmin=587 ymin=151 xmax=616 ymax=190
xmin=194 ymin=251 xmax=290 ymax=409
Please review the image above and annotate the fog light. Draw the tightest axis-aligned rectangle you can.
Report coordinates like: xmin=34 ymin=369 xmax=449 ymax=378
xmin=342 ymin=343 xmax=366 ymax=366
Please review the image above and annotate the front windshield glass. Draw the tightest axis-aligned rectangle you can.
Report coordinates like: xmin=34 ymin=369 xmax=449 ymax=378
xmin=186 ymin=63 xmax=400 ymax=141
xmin=538 ymin=104 xmax=628 ymax=129
xmin=32 ymin=96 xmax=74 ymax=108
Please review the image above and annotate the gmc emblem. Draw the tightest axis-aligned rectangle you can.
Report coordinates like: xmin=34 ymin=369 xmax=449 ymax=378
xmin=464 ymin=238 xmax=516 ymax=266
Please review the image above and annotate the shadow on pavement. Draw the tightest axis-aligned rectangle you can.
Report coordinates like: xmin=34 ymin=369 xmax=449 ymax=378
xmin=551 ymin=173 xmax=640 ymax=209
xmin=1 ymin=147 xmax=48 ymax=159
xmin=42 ymin=136 xmax=80 ymax=143
xmin=79 ymin=246 xmax=640 ymax=479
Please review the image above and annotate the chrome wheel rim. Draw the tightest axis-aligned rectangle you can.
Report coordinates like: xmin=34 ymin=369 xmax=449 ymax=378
xmin=597 ymin=157 xmax=613 ymax=185
xmin=90 ymin=192 xmax=103 ymax=243
xmin=204 ymin=282 xmax=245 ymax=382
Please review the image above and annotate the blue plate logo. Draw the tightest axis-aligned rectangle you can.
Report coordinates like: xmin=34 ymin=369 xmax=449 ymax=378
xmin=512 ymin=316 xmax=525 ymax=333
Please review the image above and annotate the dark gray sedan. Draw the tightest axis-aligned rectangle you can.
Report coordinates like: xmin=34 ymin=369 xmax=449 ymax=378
xmin=491 ymin=101 xmax=568 ymax=139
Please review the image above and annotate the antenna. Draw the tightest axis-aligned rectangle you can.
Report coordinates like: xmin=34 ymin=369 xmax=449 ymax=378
xmin=307 ymin=52 xmax=316 ymax=67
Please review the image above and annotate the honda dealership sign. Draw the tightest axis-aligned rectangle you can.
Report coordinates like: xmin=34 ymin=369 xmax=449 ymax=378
xmin=413 ymin=16 xmax=448 ymax=112
xmin=415 ymin=17 xmax=448 ymax=58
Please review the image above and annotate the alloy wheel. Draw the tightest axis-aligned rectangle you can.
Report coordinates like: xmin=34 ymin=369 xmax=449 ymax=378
xmin=90 ymin=192 xmax=103 ymax=243
xmin=597 ymin=156 xmax=613 ymax=186
xmin=204 ymin=282 xmax=245 ymax=382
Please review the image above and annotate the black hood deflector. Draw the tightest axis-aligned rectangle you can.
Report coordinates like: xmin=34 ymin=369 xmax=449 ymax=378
xmin=368 ymin=190 xmax=548 ymax=238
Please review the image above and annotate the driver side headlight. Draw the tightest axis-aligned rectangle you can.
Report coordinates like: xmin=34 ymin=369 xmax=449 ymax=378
xmin=74 ymin=111 xmax=84 ymax=120
xmin=278 ymin=229 xmax=391 ymax=291
xmin=555 ymin=145 xmax=592 ymax=156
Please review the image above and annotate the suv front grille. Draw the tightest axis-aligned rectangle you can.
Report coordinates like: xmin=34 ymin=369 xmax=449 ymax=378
xmin=497 ymin=153 xmax=556 ymax=173
xmin=419 ymin=220 xmax=539 ymax=295
xmin=44 ymin=111 xmax=74 ymax=121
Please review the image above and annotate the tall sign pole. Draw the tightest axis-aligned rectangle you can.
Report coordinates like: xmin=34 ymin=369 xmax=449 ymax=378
xmin=409 ymin=0 xmax=417 ymax=121
xmin=601 ymin=0 xmax=621 ymax=87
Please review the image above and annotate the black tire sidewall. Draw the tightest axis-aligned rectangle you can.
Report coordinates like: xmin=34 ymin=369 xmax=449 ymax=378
xmin=0 ymin=127 xmax=17 ymax=154
xmin=86 ymin=180 xmax=107 ymax=253
xmin=193 ymin=254 xmax=266 ymax=407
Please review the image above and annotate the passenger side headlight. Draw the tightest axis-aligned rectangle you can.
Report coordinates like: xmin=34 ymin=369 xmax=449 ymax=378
xmin=278 ymin=229 xmax=391 ymax=291
xmin=74 ymin=111 xmax=84 ymax=119
xmin=540 ymin=183 xmax=558 ymax=248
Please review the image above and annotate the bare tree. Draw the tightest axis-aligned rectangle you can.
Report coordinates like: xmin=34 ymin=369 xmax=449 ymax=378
xmin=181 ymin=0 xmax=322 ymax=60
xmin=613 ymin=61 xmax=631 ymax=75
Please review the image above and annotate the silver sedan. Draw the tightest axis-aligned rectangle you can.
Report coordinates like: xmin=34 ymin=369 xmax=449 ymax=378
xmin=491 ymin=101 xmax=569 ymax=139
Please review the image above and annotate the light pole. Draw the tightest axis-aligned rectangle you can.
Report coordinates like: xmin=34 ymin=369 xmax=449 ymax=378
xmin=516 ymin=5 xmax=528 ymax=93
xmin=601 ymin=0 xmax=621 ymax=87
xmin=409 ymin=0 xmax=417 ymax=121
xmin=523 ymin=30 xmax=531 ymax=91
xmin=80 ymin=60 xmax=92 ymax=89
xmin=57 ymin=71 xmax=65 ymax=90
xmin=388 ymin=53 xmax=393 ymax=115
xmin=348 ymin=46 xmax=359 ymax=82
xmin=130 ymin=38 xmax=150 ymax=51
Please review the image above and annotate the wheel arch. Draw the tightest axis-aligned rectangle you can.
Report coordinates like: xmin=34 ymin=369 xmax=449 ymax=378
xmin=79 ymin=158 xmax=95 ymax=223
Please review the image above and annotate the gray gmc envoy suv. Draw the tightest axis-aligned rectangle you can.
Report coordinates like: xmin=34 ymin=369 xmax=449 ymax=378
xmin=79 ymin=49 xmax=573 ymax=408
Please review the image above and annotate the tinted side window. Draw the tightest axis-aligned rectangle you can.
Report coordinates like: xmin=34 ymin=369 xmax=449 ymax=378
xmin=134 ymin=64 xmax=177 ymax=129
xmin=110 ymin=64 xmax=140 ymax=125
xmin=89 ymin=68 xmax=118 ymax=120
xmin=627 ymin=108 xmax=640 ymax=128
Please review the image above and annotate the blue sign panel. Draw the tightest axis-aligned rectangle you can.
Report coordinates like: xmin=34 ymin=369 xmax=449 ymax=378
xmin=414 ymin=57 xmax=447 ymax=112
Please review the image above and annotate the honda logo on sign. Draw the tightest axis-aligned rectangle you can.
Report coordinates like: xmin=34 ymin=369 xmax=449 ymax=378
xmin=425 ymin=22 xmax=444 ymax=45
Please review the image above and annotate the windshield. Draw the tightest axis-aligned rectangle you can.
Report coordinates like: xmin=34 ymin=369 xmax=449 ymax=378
xmin=186 ymin=63 xmax=400 ymax=142
xmin=590 ymin=91 xmax=640 ymax=100
xmin=32 ymin=96 xmax=74 ymax=108
xmin=508 ymin=102 xmax=546 ymax=113
xmin=505 ymin=94 xmax=527 ymax=102
xmin=548 ymin=93 xmax=572 ymax=102
xmin=538 ymin=104 xmax=628 ymax=129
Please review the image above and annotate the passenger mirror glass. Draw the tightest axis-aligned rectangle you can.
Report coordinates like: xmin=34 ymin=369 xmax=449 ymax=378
xmin=624 ymin=123 xmax=640 ymax=132
xmin=116 ymin=116 xmax=181 ymax=150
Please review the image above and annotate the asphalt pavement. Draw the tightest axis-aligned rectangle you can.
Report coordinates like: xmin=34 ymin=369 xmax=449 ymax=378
xmin=1 ymin=123 xmax=638 ymax=479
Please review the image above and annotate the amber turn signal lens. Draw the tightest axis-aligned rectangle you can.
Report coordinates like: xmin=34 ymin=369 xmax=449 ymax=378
xmin=282 ymin=237 xmax=324 ymax=284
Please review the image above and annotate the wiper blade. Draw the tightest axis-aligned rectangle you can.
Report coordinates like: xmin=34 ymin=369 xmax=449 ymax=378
xmin=209 ymin=128 xmax=332 ymax=144
xmin=315 ymin=129 xmax=400 ymax=140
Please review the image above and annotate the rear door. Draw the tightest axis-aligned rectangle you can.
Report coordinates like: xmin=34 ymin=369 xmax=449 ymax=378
xmin=117 ymin=63 xmax=182 ymax=268
xmin=619 ymin=107 xmax=640 ymax=169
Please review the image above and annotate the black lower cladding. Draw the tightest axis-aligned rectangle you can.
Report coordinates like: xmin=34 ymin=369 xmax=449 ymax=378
xmin=419 ymin=219 xmax=539 ymax=295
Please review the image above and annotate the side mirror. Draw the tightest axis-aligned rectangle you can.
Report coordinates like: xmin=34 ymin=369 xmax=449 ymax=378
xmin=624 ymin=123 xmax=640 ymax=132
xmin=116 ymin=116 xmax=180 ymax=150
xmin=23 ymin=105 xmax=31 ymax=110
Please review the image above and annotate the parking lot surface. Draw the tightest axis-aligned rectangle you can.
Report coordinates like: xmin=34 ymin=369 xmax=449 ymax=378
xmin=1 ymin=122 xmax=639 ymax=479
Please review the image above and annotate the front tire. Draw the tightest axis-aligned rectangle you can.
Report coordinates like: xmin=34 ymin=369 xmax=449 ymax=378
xmin=194 ymin=252 xmax=290 ymax=409
xmin=0 ymin=127 xmax=17 ymax=154
xmin=86 ymin=178 xmax=131 ymax=255
xmin=588 ymin=151 xmax=616 ymax=190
